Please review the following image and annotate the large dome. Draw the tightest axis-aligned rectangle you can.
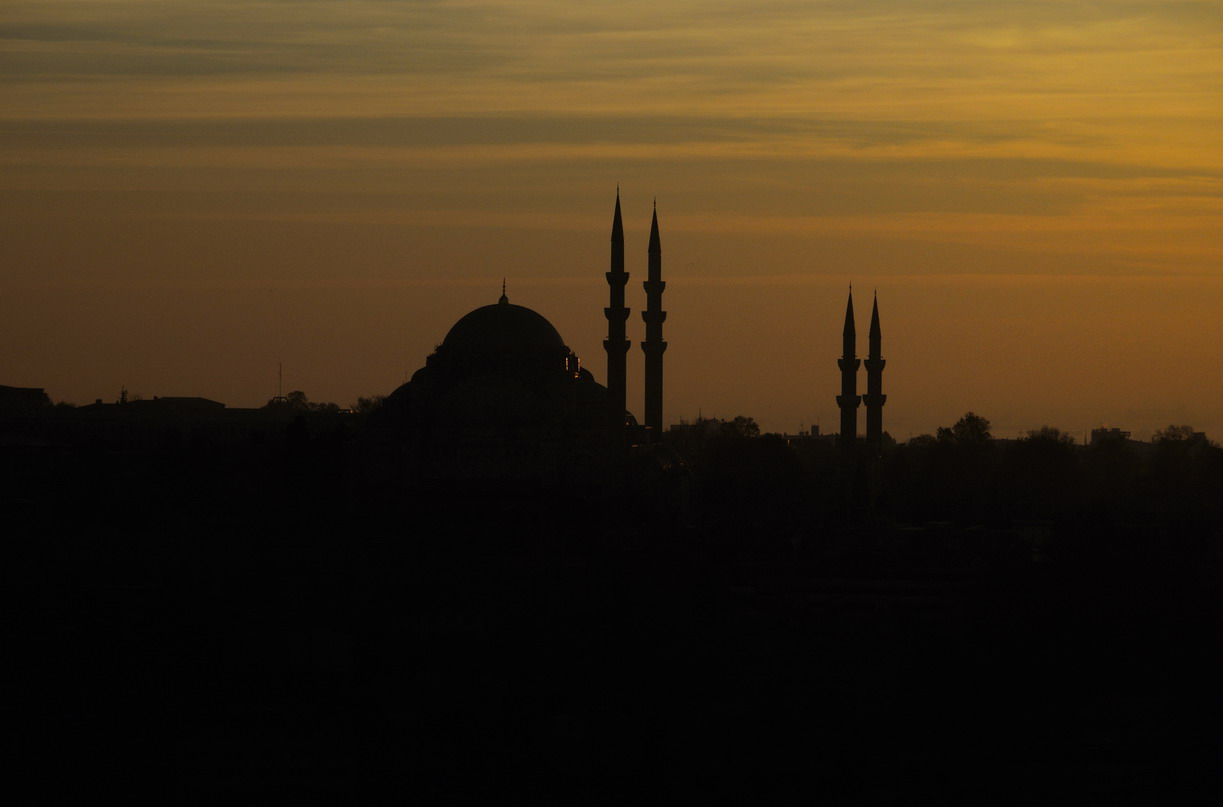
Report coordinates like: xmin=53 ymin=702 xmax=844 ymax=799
xmin=375 ymin=288 xmax=619 ymax=486
xmin=442 ymin=295 xmax=566 ymax=356
xmin=383 ymin=290 xmax=602 ymax=433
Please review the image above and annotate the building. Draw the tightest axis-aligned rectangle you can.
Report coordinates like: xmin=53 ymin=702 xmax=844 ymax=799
xmin=379 ymin=285 xmax=616 ymax=483
xmin=378 ymin=192 xmax=666 ymax=483
xmin=0 ymin=384 xmax=50 ymax=414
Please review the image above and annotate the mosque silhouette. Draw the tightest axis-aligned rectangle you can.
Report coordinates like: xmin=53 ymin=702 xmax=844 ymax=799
xmin=378 ymin=190 xmax=887 ymax=475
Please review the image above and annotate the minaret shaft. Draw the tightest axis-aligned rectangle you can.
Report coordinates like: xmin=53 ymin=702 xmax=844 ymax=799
xmin=863 ymin=294 xmax=886 ymax=456
xmin=604 ymin=192 xmax=630 ymax=429
xmin=641 ymin=204 xmax=666 ymax=435
xmin=836 ymin=290 xmax=860 ymax=452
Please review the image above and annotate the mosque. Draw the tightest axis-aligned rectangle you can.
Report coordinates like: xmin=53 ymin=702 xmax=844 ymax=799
xmin=378 ymin=191 xmax=886 ymax=482
xmin=378 ymin=191 xmax=664 ymax=483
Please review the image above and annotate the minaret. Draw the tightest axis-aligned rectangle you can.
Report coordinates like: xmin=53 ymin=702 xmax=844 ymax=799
xmin=641 ymin=200 xmax=667 ymax=435
xmin=604 ymin=189 xmax=630 ymax=430
xmin=863 ymin=292 xmax=887 ymax=457
xmin=836 ymin=287 xmax=860 ymax=453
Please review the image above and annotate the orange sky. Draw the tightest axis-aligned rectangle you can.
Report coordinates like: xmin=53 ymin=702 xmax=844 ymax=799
xmin=4 ymin=1 xmax=1222 ymax=438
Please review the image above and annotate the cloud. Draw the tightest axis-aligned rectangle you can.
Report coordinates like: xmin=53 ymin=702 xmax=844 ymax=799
xmin=2 ymin=0 xmax=1220 ymax=265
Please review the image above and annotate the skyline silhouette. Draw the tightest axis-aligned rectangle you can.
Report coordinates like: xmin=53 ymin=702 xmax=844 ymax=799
xmin=5 ymin=264 xmax=1214 ymax=448
xmin=4 ymin=195 xmax=1215 ymax=447
xmin=4 ymin=3 xmax=1223 ymax=437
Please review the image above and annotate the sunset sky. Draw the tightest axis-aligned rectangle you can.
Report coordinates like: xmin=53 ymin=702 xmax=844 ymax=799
xmin=4 ymin=1 xmax=1222 ymax=438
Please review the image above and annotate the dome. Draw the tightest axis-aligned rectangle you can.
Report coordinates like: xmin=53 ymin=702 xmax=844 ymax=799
xmin=383 ymin=292 xmax=590 ymax=421
xmin=441 ymin=296 xmax=566 ymax=357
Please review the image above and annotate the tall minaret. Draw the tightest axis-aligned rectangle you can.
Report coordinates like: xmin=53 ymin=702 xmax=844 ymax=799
xmin=863 ymin=292 xmax=887 ymax=457
xmin=641 ymin=200 xmax=667 ymax=435
xmin=604 ymin=189 xmax=630 ymax=429
xmin=836 ymin=287 xmax=861 ymax=453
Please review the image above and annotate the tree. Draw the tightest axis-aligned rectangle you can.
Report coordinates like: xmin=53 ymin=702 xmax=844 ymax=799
xmin=1004 ymin=424 xmax=1081 ymax=520
xmin=937 ymin=412 xmax=992 ymax=445
xmin=726 ymin=415 xmax=760 ymax=439
xmin=1024 ymin=425 xmax=1075 ymax=445
xmin=1153 ymin=424 xmax=1200 ymax=444
xmin=265 ymin=390 xmax=340 ymax=413
xmin=921 ymin=412 xmax=999 ymax=523
xmin=284 ymin=390 xmax=309 ymax=410
xmin=351 ymin=395 xmax=386 ymax=415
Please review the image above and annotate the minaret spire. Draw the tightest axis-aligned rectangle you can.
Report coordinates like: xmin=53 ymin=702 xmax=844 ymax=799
xmin=641 ymin=200 xmax=667 ymax=436
xmin=836 ymin=286 xmax=861 ymax=454
xmin=604 ymin=189 xmax=630 ymax=434
xmin=863 ymin=291 xmax=887 ymax=457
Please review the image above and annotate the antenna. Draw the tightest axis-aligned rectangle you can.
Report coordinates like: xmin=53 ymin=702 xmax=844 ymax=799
xmin=271 ymin=362 xmax=287 ymax=405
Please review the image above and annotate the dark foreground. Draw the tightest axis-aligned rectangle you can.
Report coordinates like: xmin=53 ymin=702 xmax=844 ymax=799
xmin=7 ymin=482 xmax=1221 ymax=805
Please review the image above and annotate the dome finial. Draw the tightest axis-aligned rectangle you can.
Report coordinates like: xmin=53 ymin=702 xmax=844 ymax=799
xmin=499 ymin=278 xmax=508 ymax=304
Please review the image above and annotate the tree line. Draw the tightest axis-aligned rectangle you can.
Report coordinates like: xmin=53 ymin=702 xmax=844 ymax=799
xmin=659 ymin=411 xmax=1222 ymax=553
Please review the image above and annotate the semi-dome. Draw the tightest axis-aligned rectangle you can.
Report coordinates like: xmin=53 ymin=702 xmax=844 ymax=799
xmin=441 ymin=294 xmax=566 ymax=357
